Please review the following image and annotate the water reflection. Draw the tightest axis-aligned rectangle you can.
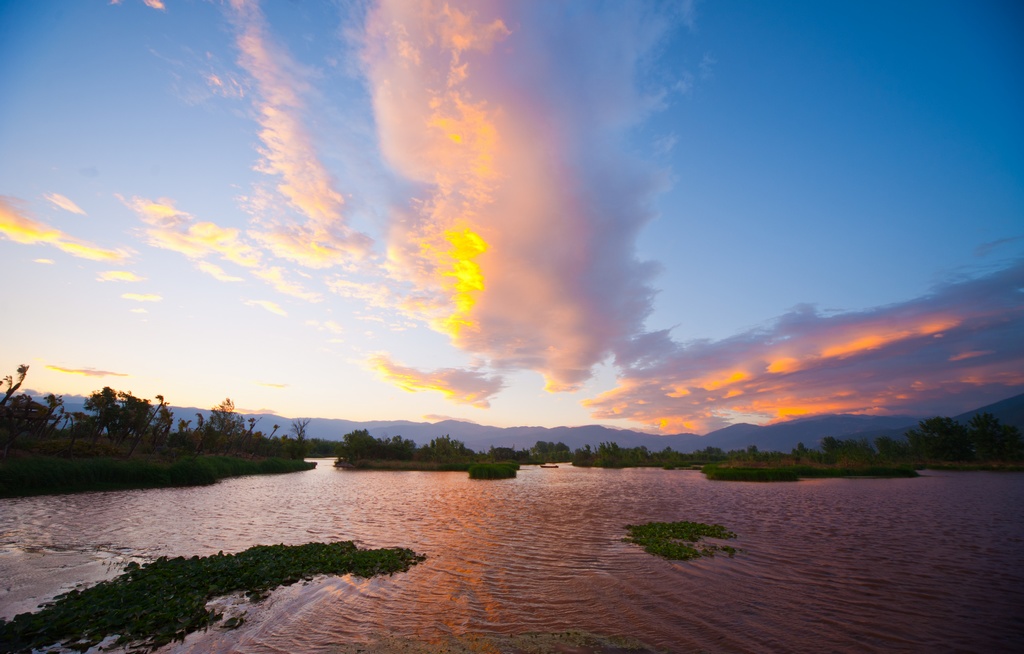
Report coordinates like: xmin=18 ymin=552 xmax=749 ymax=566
xmin=1 ymin=464 xmax=1022 ymax=652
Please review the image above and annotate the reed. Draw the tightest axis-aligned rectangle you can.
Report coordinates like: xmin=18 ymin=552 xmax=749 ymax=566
xmin=468 ymin=463 xmax=518 ymax=479
xmin=623 ymin=521 xmax=738 ymax=560
xmin=702 ymin=466 xmax=798 ymax=482
xmin=0 ymin=456 xmax=315 ymax=497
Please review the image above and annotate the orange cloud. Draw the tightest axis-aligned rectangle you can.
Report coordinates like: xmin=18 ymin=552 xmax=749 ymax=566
xmin=584 ymin=264 xmax=1024 ymax=433
xmin=1 ymin=195 xmax=129 ymax=262
xmin=369 ymin=353 xmax=504 ymax=408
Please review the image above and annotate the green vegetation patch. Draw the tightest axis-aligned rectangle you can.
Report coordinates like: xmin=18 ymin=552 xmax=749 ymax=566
xmin=702 ymin=465 xmax=798 ymax=482
xmin=624 ymin=521 xmax=738 ymax=561
xmin=468 ymin=462 xmax=518 ymax=479
xmin=0 ymin=456 xmax=315 ymax=497
xmin=0 ymin=541 xmax=426 ymax=653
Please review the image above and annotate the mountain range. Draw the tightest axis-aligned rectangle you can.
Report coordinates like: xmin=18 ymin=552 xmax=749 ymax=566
xmin=47 ymin=390 xmax=1024 ymax=455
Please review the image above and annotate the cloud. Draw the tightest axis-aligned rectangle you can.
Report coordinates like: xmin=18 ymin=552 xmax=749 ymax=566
xmin=257 ymin=382 xmax=288 ymax=389
xmin=251 ymin=266 xmax=322 ymax=302
xmin=34 ymin=259 xmax=55 ymax=265
xmin=196 ymin=261 xmax=244 ymax=282
xmin=584 ymin=263 xmax=1024 ymax=433
xmin=122 ymin=293 xmax=162 ymax=302
xmin=0 ymin=195 xmax=129 ymax=261
xmin=244 ymin=299 xmax=287 ymax=316
xmin=228 ymin=0 xmax=371 ymax=267
xmin=44 ymin=193 xmax=87 ymax=215
xmin=122 ymin=195 xmax=263 ymax=268
xmin=362 ymin=1 xmax=676 ymax=393
xmin=98 ymin=270 xmax=145 ymax=282
xmin=369 ymin=353 xmax=505 ymax=408
xmin=46 ymin=365 xmax=130 ymax=378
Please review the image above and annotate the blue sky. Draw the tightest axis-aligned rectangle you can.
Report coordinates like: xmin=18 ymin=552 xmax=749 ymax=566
xmin=1 ymin=0 xmax=1021 ymax=433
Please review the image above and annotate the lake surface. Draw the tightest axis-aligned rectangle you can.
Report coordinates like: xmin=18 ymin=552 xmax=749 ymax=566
xmin=2 ymin=463 xmax=1023 ymax=652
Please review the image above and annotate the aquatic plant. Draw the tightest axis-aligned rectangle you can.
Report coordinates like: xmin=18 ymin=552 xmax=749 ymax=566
xmin=624 ymin=521 xmax=738 ymax=561
xmin=468 ymin=462 xmax=518 ymax=479
xmin=702 ymin=466 xmax=799 ymax=482
xmin=0 ymin=541 xmax=426 ymax=653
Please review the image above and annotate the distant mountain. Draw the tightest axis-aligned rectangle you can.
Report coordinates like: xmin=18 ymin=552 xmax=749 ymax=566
xmin=29 ymin=390 xmax=1024 ymax=455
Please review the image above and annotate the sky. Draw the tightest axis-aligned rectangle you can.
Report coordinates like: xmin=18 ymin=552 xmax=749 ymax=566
xmin=1 ymin=0 xmax=1022 ymax=435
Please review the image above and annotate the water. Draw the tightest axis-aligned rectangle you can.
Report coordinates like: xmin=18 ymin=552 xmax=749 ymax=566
xmin=2 ymin=463 xmax=1023 ymax=652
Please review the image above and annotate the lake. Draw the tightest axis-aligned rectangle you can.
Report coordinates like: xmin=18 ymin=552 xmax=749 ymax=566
xmin=1 ymin=462 xmax=1022 ymax=652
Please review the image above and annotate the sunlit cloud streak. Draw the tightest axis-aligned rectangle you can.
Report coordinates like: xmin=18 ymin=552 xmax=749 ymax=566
xmin=244 ymin=299 xmax=287 ymax=316
xmin=363 ymin=0 xmax=674 ymax=394
xmin=585 ymin=263 xmax=1024 ymax=433
xmin=44 ymin=193 xmax=87 ymax=215
xmin=369 ymin=353 xmax=505 ymax=408
xmin=46 ymin=365 xmax=130 ymax=378
xmin=122 ymin=195 xmax=262 ymax=268
xmin=98 ymin=270 xmax=145 ymax=282
xmin=196 ymin=261 xmax=244 ymax=282
xmin=228 ymin=0 xmax=371 ymax=268
xmin=122 ymin=293 xmax=162 ymax=302
xmin=1 ymin=196 xmax=129 ymax=262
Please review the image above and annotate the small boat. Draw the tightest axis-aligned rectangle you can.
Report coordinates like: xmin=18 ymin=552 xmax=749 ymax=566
xmin=540 ymin=464 xmax=559 ymax=468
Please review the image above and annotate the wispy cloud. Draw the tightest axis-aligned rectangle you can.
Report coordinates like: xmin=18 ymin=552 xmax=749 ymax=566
xmin=251 ymin=266 xmax=321 ymax=302
xmin=244 ymin=299 xmax=287 ymax=316
xmin=257 ymin=382 xmax=288 ymax=389
xmin=584 ymin=263 xmax=1024 ymax=433
xmin=44 ymin=193 xmax=87 ymax=215
xmin=1 ymin=195 xmax=129 ymax=261
xmin=228 ymin=0 xmax=371 ymax=268
xmin=98 ymin=270 xmax=145 ymax=282
xmin=121 ymin=293 xmax=162 ymax=302
xmin=196 ymin=261 xmax=244 ymax=282
xmin=34 ymin=258 xmax=55 ymax=265
xmin=369 ymin=353 xmax=505 ymax=408
xmin=122 ymin=195 xmax=262 ymax=268
xmin=46 ymin=365 xmax=130 ymax=378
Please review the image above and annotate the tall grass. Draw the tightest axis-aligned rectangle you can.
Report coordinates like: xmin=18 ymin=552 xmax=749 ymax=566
xmin=703 ymin=466 xmax=798 ymax=482
xmin=468 ymin=463 xmax=517 ymax=479
xmin=702 ymin=464 xmax=918 ymax=482
xmin=0 ymin=456 xmax=315 ymax=497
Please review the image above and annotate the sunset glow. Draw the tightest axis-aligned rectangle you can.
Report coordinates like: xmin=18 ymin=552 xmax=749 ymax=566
xmin=1 ymin=1 xmax=1021 ymax=433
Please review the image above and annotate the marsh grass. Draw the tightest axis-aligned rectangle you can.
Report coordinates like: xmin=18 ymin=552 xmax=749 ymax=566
xmin=468 ymin=463 xmax=518 ymax=479
xmin=702 ymin=464 xmax=918 ymax=482
xmin=0 ymin=456 xmax=315 ymax=497
xmin=350 ymin=460 xmax=475 ymax=471
xmin=624 ymin=521 xmax=738 ymax=560
xmin=0 ymin=541 xmax=425 ymax=653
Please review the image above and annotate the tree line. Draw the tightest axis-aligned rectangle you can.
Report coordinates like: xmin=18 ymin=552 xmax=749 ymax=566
xmin=0 ymin=364 xmax=310 ymax=461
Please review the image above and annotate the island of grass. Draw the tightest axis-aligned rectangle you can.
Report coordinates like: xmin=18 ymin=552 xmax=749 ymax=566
xmin=468 ymin=462 xmax=518 ymax=479
xmin=0 ymin=541 xmax=426 ymax=653
xmin=701 ymin=463 xmax=918 ymax=482
xmin=0 ymin=455 xmax=316 ymax=498
xmin=624 ymin=521 xmax=738 ymax=560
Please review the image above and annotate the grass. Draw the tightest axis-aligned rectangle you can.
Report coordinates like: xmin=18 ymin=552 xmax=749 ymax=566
xmin=702 ymin=466 xmax=798 ymax=482
xmin=623 ymin=521 xmax=738 ymax=560
xmin=348 ymin=460 xmax=475 ymax=471
xmin=0 ymin=541 xmax=426 ymax=653
xmin=0 ymin=456 xmax=316 ymax=497
xmin=468 ymin=462 xmax=518 ymax=479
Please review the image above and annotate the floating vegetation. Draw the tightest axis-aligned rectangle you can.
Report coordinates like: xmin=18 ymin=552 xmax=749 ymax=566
xmin=0 ymin=456 xmax=316 ymax=497
xmin=468 ymin=463 xmax=518 ymax=479
xmin=702 ymin=466 xmax=799 ymax=482
xmin=624 ymin=521 xmax=738 ymax=561
xmin=701 ymin=464 xmax=918 ymax=482
xmin=0 ymin=541 xmax=426 ymax=653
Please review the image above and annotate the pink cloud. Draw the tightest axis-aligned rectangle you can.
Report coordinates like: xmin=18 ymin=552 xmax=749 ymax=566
xmin=584 ymin=263 xmax=1024 ymax=433
xmin=363 ymin=0 xmax=673 ymax=393
xmin=0 ymin=195 xmax=129 ymax=262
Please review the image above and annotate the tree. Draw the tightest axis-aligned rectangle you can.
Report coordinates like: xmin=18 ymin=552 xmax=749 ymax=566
xmin=968 ymin=413 xmax=1023 ymax=461
xmin=0 ymin=364 xmax=29 ymax=408
xmin=906 ymin=417 xmax=973 ymax=461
